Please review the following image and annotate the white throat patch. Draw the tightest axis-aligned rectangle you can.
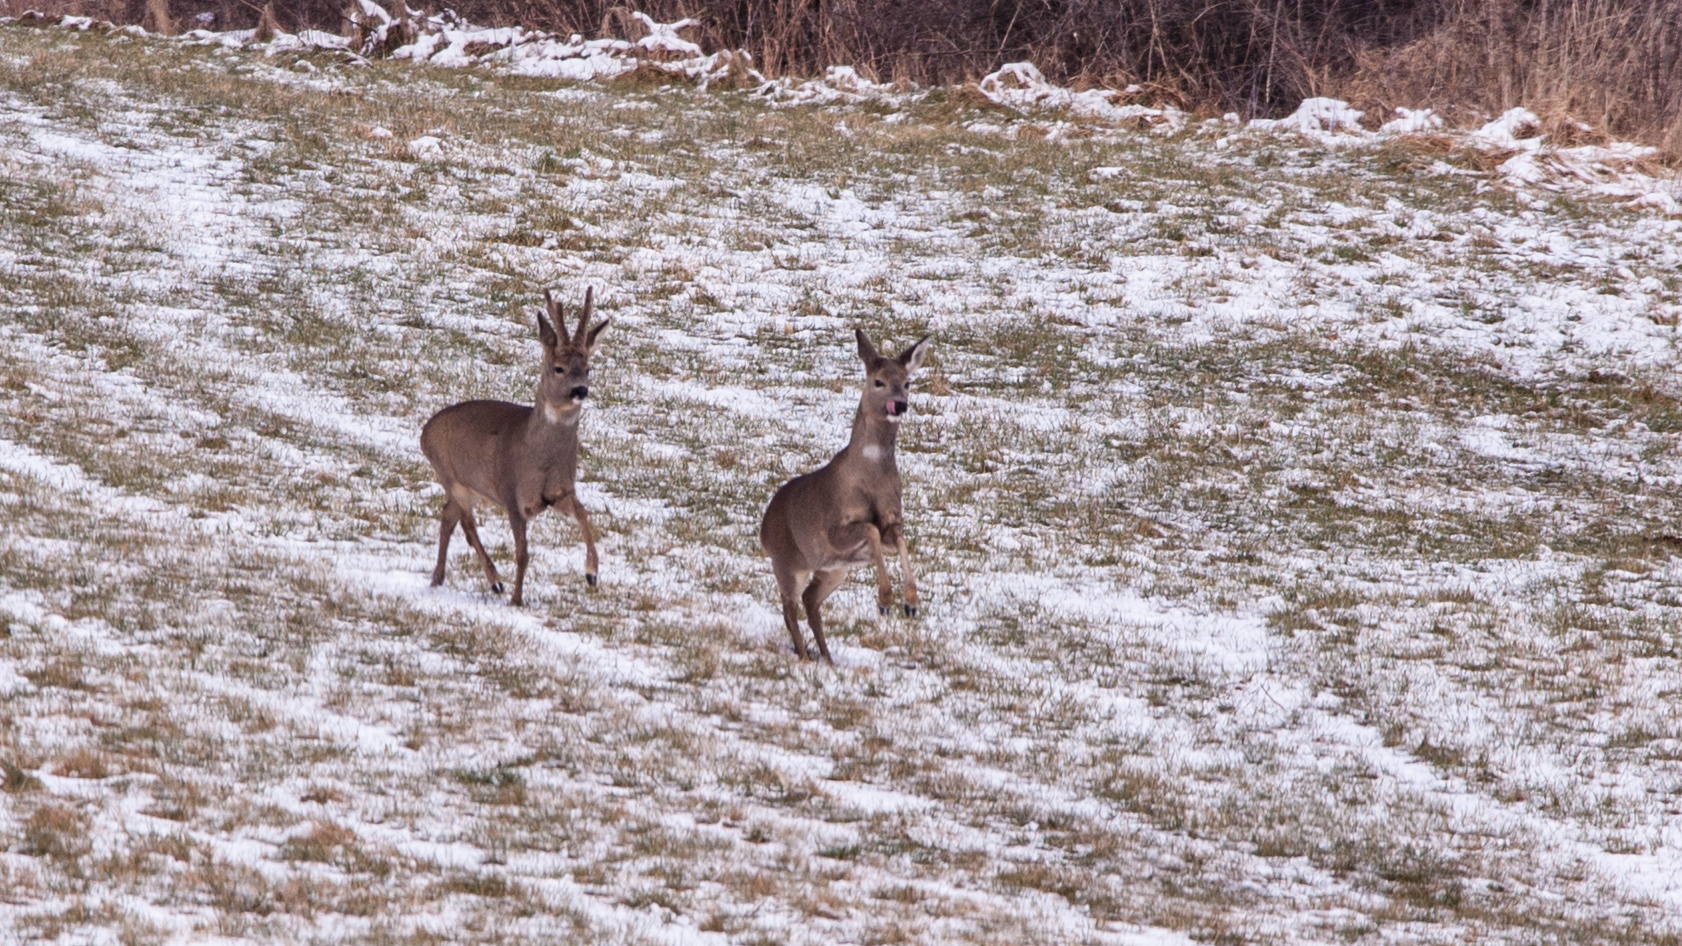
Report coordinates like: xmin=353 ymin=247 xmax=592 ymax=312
xmin=544 ymin=403 xmax=579 ymax=426
xmin=861 ymin=444 xmax=884 ymax=461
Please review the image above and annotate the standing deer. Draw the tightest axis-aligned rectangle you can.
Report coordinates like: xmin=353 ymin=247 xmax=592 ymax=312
xmin=420 ymin=287 xmax=609 ymax=606
xmin=760 ymin=329 xmax=932 ymax=663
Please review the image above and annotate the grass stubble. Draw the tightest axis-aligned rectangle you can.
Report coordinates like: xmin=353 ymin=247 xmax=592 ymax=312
xmin=1 ymin=20 xmax=1682 ymax=946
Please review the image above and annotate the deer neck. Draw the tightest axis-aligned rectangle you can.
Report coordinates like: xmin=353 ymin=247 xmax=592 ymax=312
xmin=528 ymin=396 xmax=582 ymax=449
xmin=847 ymin=405 xmax=899 ymax=466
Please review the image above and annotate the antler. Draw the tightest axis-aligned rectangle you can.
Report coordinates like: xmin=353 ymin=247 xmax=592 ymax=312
xmin=537 ymin=289 xmax=561 ymax=349
xmin=574 ymin=286 xmax=595 ymax=346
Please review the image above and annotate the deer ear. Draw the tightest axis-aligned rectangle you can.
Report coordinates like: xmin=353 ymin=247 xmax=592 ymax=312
xmin=585 ymin=318 xmax=610 ymax=354
xmin=855 ymin=329 xmax=881 ymax=366
xmin=897 ymin=335 xmax=931 ymax=372
xmin=538 ymin=290 xmax=561 ymax=350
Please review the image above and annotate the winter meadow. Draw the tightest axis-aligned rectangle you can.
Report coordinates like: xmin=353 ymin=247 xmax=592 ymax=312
xmin=3 ymin=11 xmax=1682 ymax=945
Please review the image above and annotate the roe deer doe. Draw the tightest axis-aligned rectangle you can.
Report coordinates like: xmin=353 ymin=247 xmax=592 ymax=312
xmin=420 ymin=288 xmax=609 ymax=606
xmin=759 ymin=329 xmax=932 ymax=662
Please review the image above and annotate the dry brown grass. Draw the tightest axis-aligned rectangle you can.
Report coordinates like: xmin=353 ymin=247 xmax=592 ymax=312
xmin=22 ymin=803 xmax=91 ymax=862
xmin=1347 ymin=0 xmax=1682 ymax=157
xmin=3 ymin=21 xmax=1682 ymax=943
xmin=142 ymin=0 xmax=169 ymax=33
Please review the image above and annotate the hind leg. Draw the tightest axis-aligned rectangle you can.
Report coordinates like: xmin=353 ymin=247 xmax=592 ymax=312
xmin=801 ymin=568 xmax=849 ymax=665
xmin=457 ymin=507 xmax=503 ymax=595
xmin=774 ymin=564 xmax=811 ymax=660
xmin=432 ymin=499 xmax=463 ymax=587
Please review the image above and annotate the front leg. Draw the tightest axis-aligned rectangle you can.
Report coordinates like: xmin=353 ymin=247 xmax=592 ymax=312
xmin=560 ymin=494 xmax=600 ymax=588
xmin=508 ymin=508 xmax=529 ymax=607
xmin=894 ymin=532 xmax=919 ymax=617
xmin=829 ymin=521 xmax=893 ymax=615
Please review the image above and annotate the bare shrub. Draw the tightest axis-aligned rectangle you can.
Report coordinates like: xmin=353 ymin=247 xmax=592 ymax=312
xmin=5 ymin=0 xmax=126 ymax=21
xmin=20 ymin=0 xmax=1682 ymax=151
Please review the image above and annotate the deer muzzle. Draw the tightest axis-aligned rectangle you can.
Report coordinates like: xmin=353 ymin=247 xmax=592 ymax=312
xmin=570 ymin=385 xmax=590 ymax=401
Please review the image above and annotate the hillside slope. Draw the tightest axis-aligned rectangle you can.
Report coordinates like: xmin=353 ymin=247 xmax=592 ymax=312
xmin=2 ymin=21 xmax=1682 ymax=945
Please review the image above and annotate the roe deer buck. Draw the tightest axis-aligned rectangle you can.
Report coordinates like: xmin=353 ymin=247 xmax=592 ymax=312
xmin=420 ymin=288 xmax=609 ymax=606
xmin=760 ymin=329 xmax=931 ymax=663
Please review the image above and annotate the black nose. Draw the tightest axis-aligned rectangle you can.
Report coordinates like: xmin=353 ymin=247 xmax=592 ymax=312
xmin=571 ymin=386 xmax=589 ymax=400
xmin=891 ymin=400 xmax=908 ymax=415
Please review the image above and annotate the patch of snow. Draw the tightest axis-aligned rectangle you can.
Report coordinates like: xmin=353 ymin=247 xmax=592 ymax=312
xmin=1472 ymin=107 xmax=1543 ymax=149
xmin=1247 ymin=96 xmax=1365 ymax=134
xmin=632 ymin=11 xmax=701 ymax=57
xmin=407 ymin=134 xmax=445 ymax=160
xmin=1380 ymin=106 xmax=1444 ymax=134
xmin=977 ymin=61 xmax=1183 ymax=129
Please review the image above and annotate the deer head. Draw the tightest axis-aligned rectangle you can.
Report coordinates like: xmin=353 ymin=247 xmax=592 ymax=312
xmin=855 ymin=329 xmax=930 ymax=424
xmin=537 ymin=287 xmax=610 ymax=422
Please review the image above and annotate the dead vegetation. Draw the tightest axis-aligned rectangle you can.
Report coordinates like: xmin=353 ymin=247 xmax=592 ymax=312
xmin=9 ymin=0 xmax=1679 ymax=154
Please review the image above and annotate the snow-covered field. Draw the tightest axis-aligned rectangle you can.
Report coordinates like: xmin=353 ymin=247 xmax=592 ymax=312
xmin=3 ymin=18 xmax=1682 ymax=945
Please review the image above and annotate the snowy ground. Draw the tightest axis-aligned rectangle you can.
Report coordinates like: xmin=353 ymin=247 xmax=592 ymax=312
xmin=3 ymin=19 xmax=1682 ymax=946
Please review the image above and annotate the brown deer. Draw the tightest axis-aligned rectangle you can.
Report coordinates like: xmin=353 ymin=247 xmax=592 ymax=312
xmin=420 ymin=288 xmax=609 ymax=606
xmin=759 ymin=329 xmax=932 ymax=662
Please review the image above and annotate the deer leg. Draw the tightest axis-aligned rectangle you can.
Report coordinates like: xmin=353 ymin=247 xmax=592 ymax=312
xmin=456 ymin=507 xmax=503 ymax=595
xmin=801 ymin=568 xmax=849 ymax=665
xmin=561 ymin=495 xmax=599 ymax=588
xmin=870 ymin=537 xmax=893 ymax=617
xmin=895 ymin=533 xmax=919 ymax=618
xmin=829 ymin=522 xmax=893 ymax=615
xmin=773 ymin=565 xmax=810 ymax=660
xmin=508 ymin=509 xmax=529 ymax=607
xmin=782 ymin=599 xmax=807 ymax=659
xmin=432 ymin=499 xmax=462 ymax=587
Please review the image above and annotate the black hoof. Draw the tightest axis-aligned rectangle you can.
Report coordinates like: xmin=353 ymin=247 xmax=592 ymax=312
xmin=490 ymin=582 xmax=505 ymax=595
xmin=878 ymin=604 xmax=891 ymax=616
xmin=903 ymin=604 xmax=918 ymax=618
xmin=586 ymin=573 xmax=598 ymax=588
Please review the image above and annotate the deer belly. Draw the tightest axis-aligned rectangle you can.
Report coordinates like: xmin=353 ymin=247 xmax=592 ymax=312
xmin=791 ymin=533 xmax=863 ymax=572
xmin=450 ymin=483 xmax=502 ymax=511
xmin=836 ymin=549 xmax=872 ymax=569
xmin=828 ymin=537 xmax=879 ymax=569
xmin=522 ymin=491 xmax=567 ymax=518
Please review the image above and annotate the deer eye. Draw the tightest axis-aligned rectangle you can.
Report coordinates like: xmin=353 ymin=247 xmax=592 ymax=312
xmin=873 ymin=380 xmax=885 ymax=388
xmin=553 ymin=367 xmax=564 ymax=374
